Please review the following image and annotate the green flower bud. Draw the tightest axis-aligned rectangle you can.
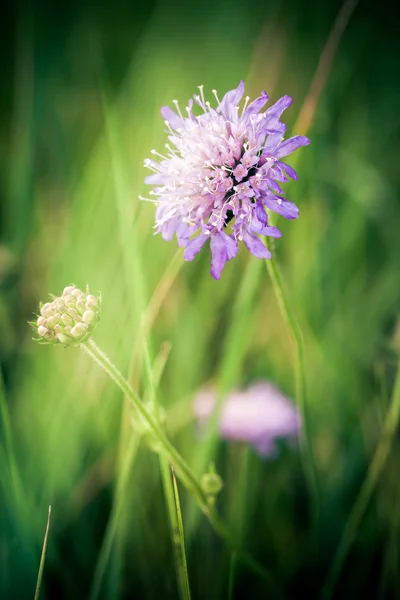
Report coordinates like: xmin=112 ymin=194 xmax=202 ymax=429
xmin=201 ymin=464 xmax=223 ymax=506
xmin=201 ymin=472 xmax=223 ymax=496
xmin=31 ymin=284 xmax=101 ymax=346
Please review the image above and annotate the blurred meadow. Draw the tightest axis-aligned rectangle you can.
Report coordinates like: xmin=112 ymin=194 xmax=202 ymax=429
xmin=1 ymin=0 xmax=400 ymax=598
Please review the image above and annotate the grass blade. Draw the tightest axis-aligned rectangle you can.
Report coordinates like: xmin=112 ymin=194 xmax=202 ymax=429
xmin=34 ymin=505 xmax=52 ymax=600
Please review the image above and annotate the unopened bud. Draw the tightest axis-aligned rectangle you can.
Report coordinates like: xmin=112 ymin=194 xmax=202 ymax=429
xmin=82 ymin=310 xmax=95 ymax=324
xmin=70 ymin=322 xmax=88 ymax=338
xmin=201 ymin=462 xmax=223 ymax=506
xmin=201 ymin=471 xmax=223 ymax=497
xmin=31 ymin=284 xmax=101 ymax=346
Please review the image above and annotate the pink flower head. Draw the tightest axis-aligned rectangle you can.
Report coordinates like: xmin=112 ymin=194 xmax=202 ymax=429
xmin=193 ymin=381 xmax=300 ymax=458
xmin=143 ymin=82 xmax=309 ymax=279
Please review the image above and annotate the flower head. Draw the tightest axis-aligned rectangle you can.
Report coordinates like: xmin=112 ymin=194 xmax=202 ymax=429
xmin=193 ymin=381 xmax=300 ymax=458
xmin=143 ymin=81 xmax=309 ymax=279
xmin=31 ymin=285 xmax=100 ymax=345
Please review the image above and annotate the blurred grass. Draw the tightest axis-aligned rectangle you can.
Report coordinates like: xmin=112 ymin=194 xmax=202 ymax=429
xmin=1 ymin=0 xmax=400 ymax=598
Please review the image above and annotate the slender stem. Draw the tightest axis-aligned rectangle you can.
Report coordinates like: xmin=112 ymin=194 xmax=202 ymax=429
xmin=81 ymin=339 xmax=206 ymax=508
xmin=166 ymin=465 xmax=191 ymax=600
xmin=320 ymin=357 xmax=400 ymax=599
xmin=265 ymin=257 xmax=319 ymax=517
xmin=81 ymin=338 xmax=278 ymax=591
xmin=34 ymin=506 xmax=52 ymax=600
xmin=141 ymin=335 xmax=191 ymax=600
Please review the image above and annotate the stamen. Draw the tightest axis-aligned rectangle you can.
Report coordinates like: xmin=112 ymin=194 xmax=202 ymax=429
xmin=172 ymin=99 xmax=184 ymax=120
xmin=212 ymin=89 xmax=221 ymax=105
xmin=198 ymin=85 xmax=205 ymax=105
xmin=242 ymin=95 xmax=250 ymax=116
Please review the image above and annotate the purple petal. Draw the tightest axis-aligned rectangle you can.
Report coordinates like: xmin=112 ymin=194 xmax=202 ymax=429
xmin=243 ymin=91 xmax=269 ymax=118
xmin=251 ymin=204 xmax=281 ymax=237
xmin=209 ymin=231 xmax=238 ymax=280
xmin=275 ymin=135 xmax=310 ymax=159
xmin=160 ymin=106 xmax=184 ymax=130
xmin=256 ymin=202 xmax=268 ymax=226
xmin=176 ymin=221 xmax=197 ymax=247
xmin=267 ymin=179 xmax=284 ymax=194
xmin=264 ymin=95 xmax=293 ymax=126
xmin=218 ymin=81 xmax=245 ymax=116
xmin=160 ymin=217 xmax=180 ymax=241
xmin=242 ymin=230 xmax=271 ymax=259
xmin=261 ymin=132 xmax=284 ymax=155
xmin=221 ymin=231 xmax=238 ymax=260
xmin=278 ymin=161 xmax=298 ymax=180
xmin=261 ymin=195 xmax=300 ymax=219
xmin=184 ymin=233 xmax=209 ymax=261
xmin=210 ymin=235 xmax=228 ymax=280
xmin=145 ymin=173 xmax=164 ymax=185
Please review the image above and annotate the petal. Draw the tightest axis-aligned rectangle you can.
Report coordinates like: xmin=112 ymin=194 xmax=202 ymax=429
xmin=264 ymin=95 xmax=293 ymax=126
xmin=210 ymin=234 xmax=228 ymax=280
xmin=256 ymin=201 xmax=268 ymax=226
xmin=243 ymin=91 xmax=269 ymax=118
xmin=262 ymin=195 xmax=300 ymax=219
xmin=209 ymin=232 xmax=237 ymax=280
xmin=242 ymin=230 xmax=271 ymax=259
xmin=145 ymin=173 xmax=164 ymax=185
xmin=160 ymin=106 xmax=184 ymax=130
xmin=176 ymin=221 xmax=197 ymax=247
xmin=220 ymin=230 xmax=238 ymax=260
xmin=278 ymin=161 xmax=298 ymax=180
xmin=262 ymin=132 xmax=284 ymax=154
xmin=267 ymin=179 xmax=284 ymax=194
xmin=218 ymin=81 xmax=245 ymax=116
xmin=251 ymin=204 xmax=281 ymax=237
xmin=275 ymin=135 xmax=310 ymax=159
xmin=184 ymin=233 xmax=209 ymax=261
xmin=160 ymin=217 xmax=180 ymax=241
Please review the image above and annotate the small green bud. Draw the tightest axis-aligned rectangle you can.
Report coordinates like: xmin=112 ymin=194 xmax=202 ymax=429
xmin=201 ymin=471 xmax=223 ymax=497
xmin=31 ymin=284 xmax=101 ymax=346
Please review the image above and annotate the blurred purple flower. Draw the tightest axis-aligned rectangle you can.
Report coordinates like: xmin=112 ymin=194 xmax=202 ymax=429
xmin=143 ymin=81 xmax=309 ymax=279
xmin=193 ymin=381 xmax=300 ymax=458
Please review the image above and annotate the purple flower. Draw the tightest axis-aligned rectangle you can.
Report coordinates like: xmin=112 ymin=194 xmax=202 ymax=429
xmin=193 ymin=381 xmax=300 ymax=458
xmin=143 ymin=82 xmax=309 ymax=279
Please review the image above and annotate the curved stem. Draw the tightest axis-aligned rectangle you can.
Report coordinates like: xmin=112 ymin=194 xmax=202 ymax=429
xmin=81 ymin=339 xmax=206 ymax=508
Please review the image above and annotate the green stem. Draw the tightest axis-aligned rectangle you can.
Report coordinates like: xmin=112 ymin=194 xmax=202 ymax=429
xmin=265 ymin=257 xmax=319 ymax=517
xmin=320 ymin=357 xmax=400 ymax=599
xmin=81 ymin=339 xmax=205 ymax=508
xmin=81 ymin=338 xmax=278 ymax=591
xmin=141 ymin=335 xmax=191 ymax=600
xmin=34 ymin=506 xmax=52 ymax=600
xmin=164 ymin=465 xmax=191 ymax=600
